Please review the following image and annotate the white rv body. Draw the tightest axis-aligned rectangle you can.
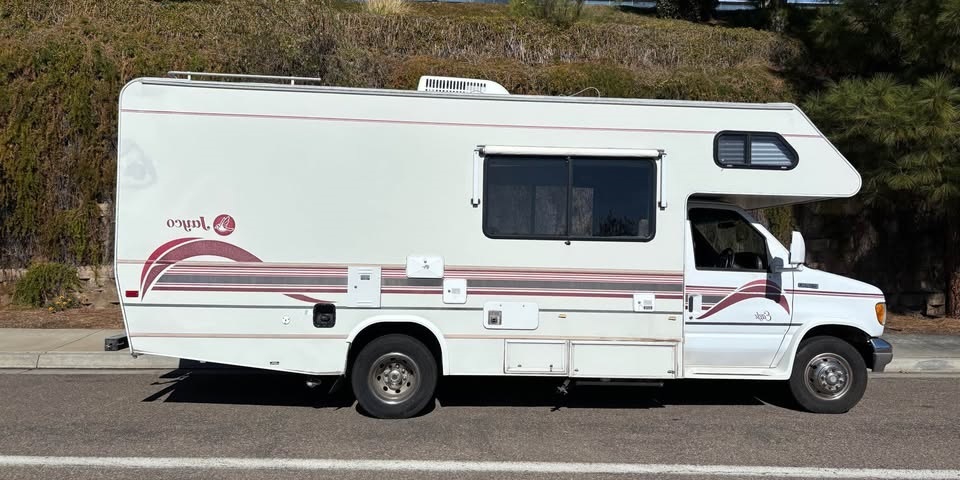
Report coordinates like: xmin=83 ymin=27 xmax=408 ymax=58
xmin=115 ymin=75 xmax=890 ymax=402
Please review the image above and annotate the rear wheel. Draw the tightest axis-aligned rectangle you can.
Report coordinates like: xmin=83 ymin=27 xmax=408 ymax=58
xmin=350 ymin=334 xmax=437 ymax=419
xmin=788 ymin=336 xmax=867 ymax=414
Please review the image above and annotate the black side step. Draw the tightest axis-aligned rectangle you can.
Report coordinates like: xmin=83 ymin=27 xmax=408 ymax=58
xmin=104 ymin=334 xmax=129 ymax=351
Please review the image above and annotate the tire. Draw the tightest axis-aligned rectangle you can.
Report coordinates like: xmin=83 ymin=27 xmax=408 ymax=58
xmin=788 ymin=336 xmax=867 ymax=414
xmin=350 ymin=334 xmax=437 ymax=419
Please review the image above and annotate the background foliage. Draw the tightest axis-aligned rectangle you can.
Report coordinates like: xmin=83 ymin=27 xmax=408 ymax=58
xmin=801 ymin=0 xmax=960 ymax=315
xmin=2 ymin=0 xmax=958 ymax=314
xmin=0 ymin=0 xmax=798 ymax=269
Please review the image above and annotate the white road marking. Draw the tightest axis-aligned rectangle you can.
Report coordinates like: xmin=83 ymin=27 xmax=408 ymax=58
xmin=0 ymin=456 xmax=958 ymax=479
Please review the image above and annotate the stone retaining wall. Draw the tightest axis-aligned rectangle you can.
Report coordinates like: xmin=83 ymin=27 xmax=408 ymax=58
xmin=0 ymin=266 xmax=118 ymax=309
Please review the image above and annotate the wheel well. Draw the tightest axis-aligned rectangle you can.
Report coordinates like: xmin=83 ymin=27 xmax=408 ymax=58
xmin=348 ymin=322 xmax=443 ymax=374
xmin=800 ymin=324 xmax=873 ymax=369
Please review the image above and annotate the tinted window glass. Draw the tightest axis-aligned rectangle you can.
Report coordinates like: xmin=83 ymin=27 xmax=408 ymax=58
xmin=485 ymin=157 xmax=568 ymax=237
xmin=716 ymin=134 xmax=748 ymax=166
xmin=689 ymin=208 xmax=768 ymax=271
xmin=571 ymin=159 xmax=654 ymax=238
xmin=714 ymin=132 xmax=797 ymax=169
xmin=750 ymin=134 xmax=795 ymax=167
xmin=484 ymin=156 xmax=656 ymax=241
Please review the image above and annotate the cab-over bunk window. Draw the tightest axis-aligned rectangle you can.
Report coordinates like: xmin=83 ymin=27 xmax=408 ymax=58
xmin=714 ymin=131 xmax=798 ymax=170
xmin=483 ymin=156 xmax=656 ymax=241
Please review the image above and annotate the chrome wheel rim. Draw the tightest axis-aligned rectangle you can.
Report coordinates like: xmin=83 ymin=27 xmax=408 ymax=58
xmin=804 ymin=353 xmax=852 ymax=400
xmin=368 ymin=352 xmax=418 ymax=404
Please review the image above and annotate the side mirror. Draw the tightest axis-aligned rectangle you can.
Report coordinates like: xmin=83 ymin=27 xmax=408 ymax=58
xmin=789 ymin=231 xmax=806 ymax=266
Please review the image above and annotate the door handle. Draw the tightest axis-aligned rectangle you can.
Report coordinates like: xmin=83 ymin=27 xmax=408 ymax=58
xmin=687 ymin=294 xmax=702 ymax=313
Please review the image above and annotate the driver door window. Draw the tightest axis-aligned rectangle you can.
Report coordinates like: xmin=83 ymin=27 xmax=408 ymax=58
xmin=689 ymin=208 xmax=768 ymax=272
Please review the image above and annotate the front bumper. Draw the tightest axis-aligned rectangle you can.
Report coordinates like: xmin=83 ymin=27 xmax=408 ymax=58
xmin=869 ymin=337 xmax=894 ymax=372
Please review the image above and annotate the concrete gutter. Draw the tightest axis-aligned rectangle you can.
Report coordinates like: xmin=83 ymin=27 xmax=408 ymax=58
xmin=885 ymin=357 xmax=960 ymax=373
xmin=0 ymin=329 xmax=184 ymax=370
xmin=35 ymin=352 xmax=181 ymax=369
xmin=881 ymin=333 xmax=960 ymax=373
xmin=0 ymin=351 xmax=181 ymax=369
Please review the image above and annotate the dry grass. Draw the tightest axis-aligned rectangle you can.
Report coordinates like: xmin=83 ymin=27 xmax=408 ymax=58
xmin=367 ymin=0 xmax=412 ymax=16
xmin=0 ymin=0 xmax=801 ymax=269
xmin=885 ymin=313 xmax=960 ymax=335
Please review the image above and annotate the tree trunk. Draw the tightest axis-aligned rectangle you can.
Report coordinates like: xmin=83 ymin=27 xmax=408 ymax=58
xmin=769 ymin=0 xmax=788 ymax=33
xmin=947 ymin=211 xmax=960 ymax=318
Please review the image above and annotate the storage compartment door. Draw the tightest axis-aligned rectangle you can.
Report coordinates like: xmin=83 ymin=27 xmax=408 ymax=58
xmin=504 ymin=340 xmax=567 ymax=374
xmin=484 ymin=302 xmax=539 ymax=330
xmin=571 ymin=342 xmax=677 ymax=379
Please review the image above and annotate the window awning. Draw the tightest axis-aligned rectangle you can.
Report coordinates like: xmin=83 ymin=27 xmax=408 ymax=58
xmin=472 ymin=146 xmax=667 ymax=209
xmin=478 ymin=145 xmax=662 ymax=158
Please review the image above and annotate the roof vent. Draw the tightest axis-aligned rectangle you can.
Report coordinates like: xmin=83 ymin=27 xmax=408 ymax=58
xmin=417 ymin=76 xmax=510 ymax=95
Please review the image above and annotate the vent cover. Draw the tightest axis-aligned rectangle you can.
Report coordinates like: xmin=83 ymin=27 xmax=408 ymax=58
xmin=417 ymin=76 xmax=509 ymax=95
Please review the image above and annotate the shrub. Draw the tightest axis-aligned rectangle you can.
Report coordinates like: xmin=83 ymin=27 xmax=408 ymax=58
xmin=367 ymin=0 xmax=411 ymax=16
xmin=389 ymin=56 xmax=793 ymax=101
xmin=12 ymin=263 xmax=81 ymax=308
xmin=509 ymin=0 xmax=585 ymax=26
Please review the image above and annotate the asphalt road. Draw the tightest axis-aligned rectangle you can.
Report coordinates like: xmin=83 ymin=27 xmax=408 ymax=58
xmin=0 ymin=371 xmax=957 ymax=480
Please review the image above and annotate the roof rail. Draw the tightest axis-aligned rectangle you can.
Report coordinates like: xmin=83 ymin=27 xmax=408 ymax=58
xmin=167 ymin=71 xmax=325 ymax=86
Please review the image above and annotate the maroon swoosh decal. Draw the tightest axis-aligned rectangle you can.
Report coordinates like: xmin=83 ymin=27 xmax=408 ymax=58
xmin=698 ymin=280 xmax=789 ymax=320
xmin=139 ymin=238 xmax=329 ymax=303
xmin=139 ymin=237 xmax=200 ymax=292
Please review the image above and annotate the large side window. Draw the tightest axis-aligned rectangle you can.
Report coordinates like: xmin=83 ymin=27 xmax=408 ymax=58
xmin=484 ymin=156 xmax=655 ymax=241
xmin=714 ymin=131 xmax=797 ymax=170
xmin=689 ymin=208 xmax=769 ymax=271
xmin=485 ymin=157 xmax=568 ymax=237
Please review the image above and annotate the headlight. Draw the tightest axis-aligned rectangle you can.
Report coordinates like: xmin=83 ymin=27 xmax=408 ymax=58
xmin=875 ymin=302 xmax=886 ymax=325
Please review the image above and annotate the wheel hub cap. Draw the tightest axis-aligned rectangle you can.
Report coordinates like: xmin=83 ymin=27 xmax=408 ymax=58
xmin=368 ymin=353 xmax=418 ymax=405
xmin=805 ymin=353 xmax=852 ymax=400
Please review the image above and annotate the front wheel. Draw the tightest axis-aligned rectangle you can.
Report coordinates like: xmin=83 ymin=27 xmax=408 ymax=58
xmin=350 ymin=334 xmax=437 ymax=419
xmin=788 ymin=336 xmax=867 ymax=414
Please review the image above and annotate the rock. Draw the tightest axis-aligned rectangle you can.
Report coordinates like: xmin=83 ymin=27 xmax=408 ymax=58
xmin=89 ymin=286 xmax=120 ymax=309
xmin=899 ymin=292 xmax=927 ymax=311
xmin=0 ymin=269 xmax=24 ymax=283
xmin=76 ymin=266 xmax=95 ymax=282
xmin=926 ymin=292 xmax=946 ymax=318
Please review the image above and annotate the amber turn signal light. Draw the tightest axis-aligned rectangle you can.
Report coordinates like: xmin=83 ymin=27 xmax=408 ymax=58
xmin=875 ymin=302 xmax=887 ymax=325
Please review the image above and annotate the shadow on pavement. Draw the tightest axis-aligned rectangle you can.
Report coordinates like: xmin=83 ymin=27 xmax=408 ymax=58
xmin=142 ymin=370 xmax=798 ymax=414
xmin=437 ymin=377 xmax=794 ymax=410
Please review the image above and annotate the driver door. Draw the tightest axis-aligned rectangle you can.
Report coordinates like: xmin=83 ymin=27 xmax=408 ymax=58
xmin=683 ymin=206 xmax=794 ymax=369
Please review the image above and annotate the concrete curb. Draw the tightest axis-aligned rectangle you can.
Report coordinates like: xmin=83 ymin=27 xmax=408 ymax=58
xmin=34 ymin=352 xmax=181 ymax=369
xmin=0 ymin=353 xmax=41 ymax=369
xmin=885 ymin=357 xmax=960 ymax=374
xmin=0 ymin=351 xmax=957 ymax=373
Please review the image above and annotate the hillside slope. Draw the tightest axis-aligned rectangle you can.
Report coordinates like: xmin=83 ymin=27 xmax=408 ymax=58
xmin=0 ymin=0 xmax=802 ymax=267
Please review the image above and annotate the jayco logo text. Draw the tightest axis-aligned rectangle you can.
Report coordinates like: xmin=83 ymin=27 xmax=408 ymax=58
xmin=165 ymin=214 xmax=235 ymax=236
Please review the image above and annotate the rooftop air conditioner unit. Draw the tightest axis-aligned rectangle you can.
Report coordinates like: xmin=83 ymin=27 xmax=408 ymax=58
xmin=417 ymin=76 xmax=510 ymax=95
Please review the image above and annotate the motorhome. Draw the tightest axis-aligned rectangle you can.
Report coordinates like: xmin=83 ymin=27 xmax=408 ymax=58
xmin=115 ymin=72 xmax=892 ymax=418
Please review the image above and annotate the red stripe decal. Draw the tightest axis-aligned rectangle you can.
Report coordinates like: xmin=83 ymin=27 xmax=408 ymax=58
xmin=121 ymin=108 xmax=823 ymax=139
xmin=139 ymin=238 xmax=331 ymax=304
